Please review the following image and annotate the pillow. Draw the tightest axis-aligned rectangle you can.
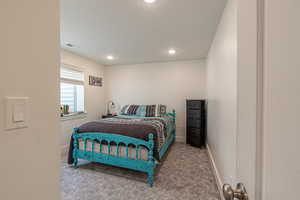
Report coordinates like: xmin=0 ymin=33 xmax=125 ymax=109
xmin=120 ymin=105 xmax=129 ymax=115
xmin=159 ymin=105 xmax=167 ymax=116
xmin=126 ymin=105 xmax=140 ymax=115
xmin=145 ymin=104 xmax=167 ymax=117
xmin=145 ymin=105 xmax=157 ymax=117
xmin=120 ymin=104 xmax=167 ymax=117
xmin=120 ymin=104 xmax=140 ymax=115
xmin=136 ymin=105 xmax=147 ymax=117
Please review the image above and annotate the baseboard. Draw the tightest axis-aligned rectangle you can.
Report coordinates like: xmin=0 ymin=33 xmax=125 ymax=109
xmin=206 ymin=144 xmax=224 ymax=200
xmin=175 ymin=126 xmax=185 ymax=143
xmin=175 ymin=135 xmax=185 ymax=143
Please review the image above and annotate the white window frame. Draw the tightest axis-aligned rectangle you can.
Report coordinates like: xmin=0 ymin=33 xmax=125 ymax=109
xmin=60 ymin=63 xmax=86 ymax=118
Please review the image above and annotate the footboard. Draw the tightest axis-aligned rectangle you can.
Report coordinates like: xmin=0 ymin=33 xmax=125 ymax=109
xmin=72 ymin=128 xmax=156 ymax=187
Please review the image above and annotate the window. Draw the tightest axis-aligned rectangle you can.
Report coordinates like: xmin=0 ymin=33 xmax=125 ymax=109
xmin=60 ymin=65 xmax=85 ymax=115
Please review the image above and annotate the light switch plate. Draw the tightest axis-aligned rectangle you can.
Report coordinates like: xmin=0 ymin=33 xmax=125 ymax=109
xmin=5 ymin=97 xmax=29 ymax=130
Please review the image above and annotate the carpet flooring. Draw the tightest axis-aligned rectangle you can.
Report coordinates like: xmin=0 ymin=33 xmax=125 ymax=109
xmin=60 ymin=143 xmax=220 ymax=200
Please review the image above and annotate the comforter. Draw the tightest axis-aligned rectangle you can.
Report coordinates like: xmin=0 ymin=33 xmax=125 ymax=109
xmin=68 ymin=115 xmax=174 ymax=164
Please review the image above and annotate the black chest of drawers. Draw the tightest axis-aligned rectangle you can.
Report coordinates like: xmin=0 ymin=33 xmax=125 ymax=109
xmin=186 ymin=100 xmax=206 ymax=148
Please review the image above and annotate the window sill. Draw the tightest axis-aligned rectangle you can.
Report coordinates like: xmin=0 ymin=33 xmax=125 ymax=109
xmin=61 ymin=112 xmax=87 ymax=121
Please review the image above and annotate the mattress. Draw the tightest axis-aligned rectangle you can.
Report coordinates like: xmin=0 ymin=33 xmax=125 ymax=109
xmin=78 ymin=139 xmax=148 ymax=161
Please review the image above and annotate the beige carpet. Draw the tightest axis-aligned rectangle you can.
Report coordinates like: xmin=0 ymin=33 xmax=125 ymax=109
xmin=60 ymin=143 xmax=220 ymax=200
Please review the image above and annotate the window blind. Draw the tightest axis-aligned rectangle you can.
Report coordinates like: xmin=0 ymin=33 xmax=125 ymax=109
xmin=60 ymin=66 xmax=84 ymax=82
xmin=60 ymin=65 xmax=85 ymax=113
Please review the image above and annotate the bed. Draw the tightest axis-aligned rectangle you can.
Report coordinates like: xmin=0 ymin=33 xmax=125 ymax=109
xmin=67 ymin=107 xmax=176 ymax=187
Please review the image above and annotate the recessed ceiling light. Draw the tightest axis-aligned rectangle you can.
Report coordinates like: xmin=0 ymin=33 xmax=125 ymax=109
xmin=168 ymin=49 xmax=176 ymax=55
xmin=144 ymin=0 xmax=156 ymax=4
xmin=66 ymin=43 xmax=74 ymax=48
xmin=106 ymin=55 xmax=114 ymax=60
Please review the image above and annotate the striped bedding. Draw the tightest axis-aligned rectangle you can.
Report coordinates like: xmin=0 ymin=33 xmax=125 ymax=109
xmin=68 ymin=115 xmax=174 ymax=164
xmin=77 ymin=115 xmax=173 ymax=150
xmin=120 ymin=104 xmax=167 ymax=117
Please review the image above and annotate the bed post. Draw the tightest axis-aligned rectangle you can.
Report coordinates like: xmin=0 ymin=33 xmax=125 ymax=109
xmin=172 ymin=109 xmax=176 ymax=134
xmin=73 ymin=128 xmax=79 ymax=168
xmin=172 ymin=109 xmax=176 ymax=123
xmin=147 ymin=133 xmax=155 ymax=187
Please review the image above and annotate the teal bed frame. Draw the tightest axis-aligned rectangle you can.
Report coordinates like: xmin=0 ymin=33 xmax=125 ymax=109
xmin=72 ymin=110 xmax=176 ymax=187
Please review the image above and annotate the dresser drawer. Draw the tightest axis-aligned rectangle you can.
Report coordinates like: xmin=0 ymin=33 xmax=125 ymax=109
xmin=186 ymin=128 xmax=201 ymax=145
xmin=187 ymin=100 xmax=202 ymax=109
xmin=187 ymin=109 xmax=201 ymax=118
xmin=190 ymin=135 xmax=202 ymax=147
xmin=189 ymin=129 xmax=203 ymax=147
xmin=187 ymin=118 xmax=201 ymax=128
xmin=187 ymin=128 xmax=201 ymax=135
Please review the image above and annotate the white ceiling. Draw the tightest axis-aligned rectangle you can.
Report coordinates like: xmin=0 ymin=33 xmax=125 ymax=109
xmin=60 ymin=0 xmax=226 ymax=65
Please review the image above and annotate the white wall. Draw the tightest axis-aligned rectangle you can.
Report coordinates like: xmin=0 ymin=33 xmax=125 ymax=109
xmin=60 ymin=49 xmax=106 ymax=149
xmin=236 ymin=0 xmax=259 ymax=198
xmin=206 ymin=0 xmax=237 ymax=186
xmin=104 ymin=60 xmax=206 ymax=142
xmin=263 ymin=1 xmax=300 ymax=199
xmin=0 ymin=1 xmax=60 ymax=200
